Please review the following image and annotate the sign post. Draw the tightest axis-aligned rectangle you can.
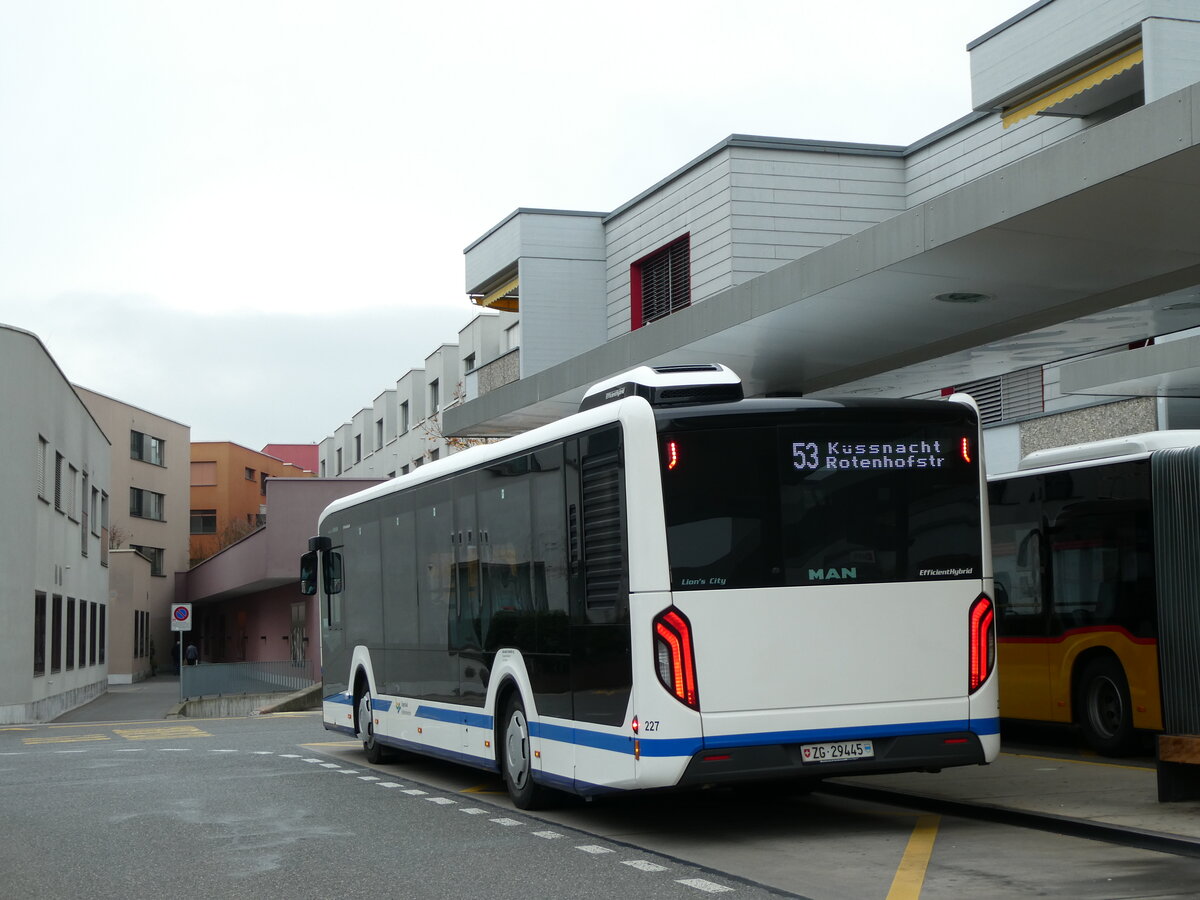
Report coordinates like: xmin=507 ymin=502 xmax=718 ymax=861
xmin=171 ymin=603 xmax=192 ymax=702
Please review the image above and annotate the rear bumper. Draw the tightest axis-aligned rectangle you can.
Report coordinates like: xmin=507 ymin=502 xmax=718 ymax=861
xmin=675 ymin=731 xmax=987 ymax=787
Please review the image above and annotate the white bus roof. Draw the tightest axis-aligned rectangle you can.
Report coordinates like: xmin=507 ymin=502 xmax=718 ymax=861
xmin=1017 ymin=430 xmax=1200 ymax=471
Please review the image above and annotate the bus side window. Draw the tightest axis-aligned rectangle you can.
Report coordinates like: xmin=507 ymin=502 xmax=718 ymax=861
xmin=325 ymin=551 xmax=344 ymax=595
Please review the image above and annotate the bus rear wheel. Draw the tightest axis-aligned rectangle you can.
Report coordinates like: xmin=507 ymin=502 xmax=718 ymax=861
xmin=357 ymin=685 xmax=389 ymax=764
xmin=501 ymin=694 xmax=551 ymax=810
xmin=1076 ymin=657 xmax=1136 ymax=756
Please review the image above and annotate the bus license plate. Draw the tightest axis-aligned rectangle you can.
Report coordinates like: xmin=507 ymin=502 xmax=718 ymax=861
xmin=800 ymin=740 xmax=875 ymax=764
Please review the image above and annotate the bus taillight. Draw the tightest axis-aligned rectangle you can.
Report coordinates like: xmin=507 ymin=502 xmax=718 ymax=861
xmin=666 ymin=440 xmax=680 ymax=470
xmin=654 ymin=608 xmax=699 ymax=709
xmin=968 ymin=593 xmax=995 ymax=693
xmin=961 ymin=437 xmax=972 ymax=464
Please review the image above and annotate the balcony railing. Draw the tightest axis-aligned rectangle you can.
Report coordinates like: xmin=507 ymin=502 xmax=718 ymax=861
xmin=180 ymin=658 xmax=319 ymax=700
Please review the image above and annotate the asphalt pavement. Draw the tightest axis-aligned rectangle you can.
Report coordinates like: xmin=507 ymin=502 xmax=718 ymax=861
xmin=52 ymin=677 xmax=1200 ymax=852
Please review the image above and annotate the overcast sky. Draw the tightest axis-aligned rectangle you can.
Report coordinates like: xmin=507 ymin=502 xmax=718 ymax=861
xmin=0 ymin=0 xmax=1033 ymax=451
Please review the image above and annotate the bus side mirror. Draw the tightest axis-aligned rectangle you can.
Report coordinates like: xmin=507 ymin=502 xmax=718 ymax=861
xmin=299 ymin=551 xmax=318 ymax=596
xmin=325 ymin=551 xmax=344 ymax=595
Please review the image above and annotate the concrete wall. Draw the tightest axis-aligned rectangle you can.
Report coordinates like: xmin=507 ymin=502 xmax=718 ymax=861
xmin=0 ymin=325 xmax=111 ymax=723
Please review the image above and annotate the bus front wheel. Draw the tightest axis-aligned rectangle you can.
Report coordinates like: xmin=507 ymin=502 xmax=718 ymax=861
xmin=501 ymin=694 xmax=551 ymax=810
xmin=1076 ymin=657 xmax=1136 ymax=756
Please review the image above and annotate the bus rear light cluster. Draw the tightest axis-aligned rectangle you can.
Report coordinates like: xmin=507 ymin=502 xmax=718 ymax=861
xmin=654 ymin=608 xmax=699 ymax=709
xmin=968 ymin=593 xmax=995 ymax=693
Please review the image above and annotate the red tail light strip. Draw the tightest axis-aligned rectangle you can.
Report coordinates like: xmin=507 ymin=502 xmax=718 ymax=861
xmin=653 ymin=608 xmax=699 ymax=709
xmin=968 ymin=593 xmax=995 ymax=693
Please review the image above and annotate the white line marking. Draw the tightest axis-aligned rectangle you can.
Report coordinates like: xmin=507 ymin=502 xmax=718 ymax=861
xmin=113 ymin=749 xmax=145 ymax=752
xmin=279 ymin=754 xmax=301 ymax=758
xmin=252 ymin=751 xmax=274 ymax=755
xmin=623 ymin=860 xmax=668 ymax=872
xmin=425 ymin=797 xmax=456 ymax=805
xmin=576 ymin=845 xmax=614 ymax=855
xmin=491 ymin=818 xmax=522 ymax=827
xmin=359 ymin=776 xmax=380 ymax=782
xmin=401 ymin=789 xmax=428 ymax=796
xmin=377 ymin=782 xmax=402 ymax=788
xmin=157 ymin=748 xmax=190 ymax=752
xmin=319 ymin=763 xmax=341 ymax=768
xmin=532 ymin=831 xmax=564 ymax=839
xmin=301 ymin=758 xmax=323 ymax=763
xmin=54 ymin=750 xmax=88 ymax=754
xmin=210 ymin=749 xmax=238 ymax=753
xmin=460 ymin=808 xmax=489 ymax=815
xmin=676 ymin=878 xmax=734 ymax=893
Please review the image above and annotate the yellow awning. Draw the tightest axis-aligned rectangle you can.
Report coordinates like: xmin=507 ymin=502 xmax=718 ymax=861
xmin=1002 ymin=44 xmax=1143 ymax=129
xmin=471 ymin=275 xmax=519 ymax=312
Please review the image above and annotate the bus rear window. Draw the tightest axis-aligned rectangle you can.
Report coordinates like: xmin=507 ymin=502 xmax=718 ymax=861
xmin=661 ymin=421 xmax=982 ymax=589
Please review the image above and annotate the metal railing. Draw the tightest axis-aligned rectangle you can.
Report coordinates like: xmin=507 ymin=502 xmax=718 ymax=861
xmin=180 ymin=658 xmax=319 ymax=700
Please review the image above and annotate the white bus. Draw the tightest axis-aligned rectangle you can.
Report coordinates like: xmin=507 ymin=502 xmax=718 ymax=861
xmin=302 ymin=365 xmax=999 ymax=808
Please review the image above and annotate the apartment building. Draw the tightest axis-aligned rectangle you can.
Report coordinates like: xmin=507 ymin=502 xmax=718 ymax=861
xmin=189 ymin=442 xmax=313 ymax=565
xmin=74 ymin=386 xmax=190 ymax=682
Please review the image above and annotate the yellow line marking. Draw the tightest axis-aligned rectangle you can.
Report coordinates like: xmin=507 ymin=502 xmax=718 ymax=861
xmin=113 ymin=726 xmax=211 ymax=741
xmin=23 ymin=734 xmax=111 ymax=745
xmin=1000 ymin=751 xmax=1152 ymax=772
xmin=886 ymin=814 xmax=940 ymax=900
xmin=0 ymin=727 xmax=36 ymax=732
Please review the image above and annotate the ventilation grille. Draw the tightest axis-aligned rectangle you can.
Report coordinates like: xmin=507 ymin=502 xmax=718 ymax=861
xmin=582 ymin=450 xmax=623 ymax=609
xmin=640 ymin=239 xmax=691 ymax=325
xmin=957 ymin=367 xmax=1044 ymax=426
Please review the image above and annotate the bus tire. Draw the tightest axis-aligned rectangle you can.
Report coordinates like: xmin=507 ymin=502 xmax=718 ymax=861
xmin=357 ymin=685 xmax=389 ymax=764
xmin=500 ymin=694 xmax=551 ymax=810
xmin=1076 ymin=657 xmax=1136 ymax=756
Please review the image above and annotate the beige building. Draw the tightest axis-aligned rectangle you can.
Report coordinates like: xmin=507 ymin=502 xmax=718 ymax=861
xmin=74 ymin=387 xmax=190 ymax=682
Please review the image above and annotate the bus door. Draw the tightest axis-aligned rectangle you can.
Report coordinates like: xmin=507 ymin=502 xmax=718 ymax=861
xmin=565 ymin=430 xmax=634 ymax=789
xmin=451 ymin=472 xmax=486 ymax=755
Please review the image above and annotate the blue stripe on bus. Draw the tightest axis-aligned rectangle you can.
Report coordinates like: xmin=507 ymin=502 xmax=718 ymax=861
xmin=325 ymin=693 xmax=353 ymax=706
xmin=415 ymin=705 xmax=493 ymax=730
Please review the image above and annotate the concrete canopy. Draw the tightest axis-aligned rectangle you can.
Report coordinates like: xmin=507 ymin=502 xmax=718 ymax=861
xmin=444 ymin=83 xmax=1200 ymax=438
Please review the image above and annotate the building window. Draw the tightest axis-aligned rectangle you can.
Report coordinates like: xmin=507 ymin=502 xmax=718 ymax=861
xmin=37 ymin=437 xmax=48 ymax=500
xmin=130 ymin=431 xmax=166 ymax=466
xmin=464 ymin=353 xmax=476 ymax=372
xmin=34 ymin=592 xmax=46 ymax=676
xmin=430 ymin=379 xmax=440 ymax=413
xmin=400 ymin=464 xmax=410 ymax=475
xmin=78 ymin=600 xmax=87 ymax=668
xmin=99 ymin=605 xmax=106 ymax=663
xmin=89 ymin=601 xmax=98 ymax=665
xmin=51 ymin=594 xmax=62 ymax=673
xmin=375 ymin=418 xmax=384 ymax=451
xmin=354 ymin=434 xmax=362 ymax=464
xmin=631 ymin=234 xmax=691 ymax=329
xmin=505 ymin=322 xmax=520 ymax=351
xmin=81 ymin=473 xmax=89 ymax=556
xmin=91 ymin=487 xmax=100 ymax=537
xmin=191 ymin=461 xmax=217 ymax=486
xmin=66 ymin=598 xmax=76 ymax=670
xmin=130 ymin=544 xmax=165 ymax=577
xmin=190 ymin=509 xmax=217 ymax=534
xmin=130 ymin=487 xmax=166 ymax=521
xmin=336 ymin=448 xmax=343 ymax=475
xmin=100 ymin=492 xmax=110 ymax=567
xmin=66 ymin=464 xmax=78 ymax=520
xmin=260 ymin=472 xmax=268 ymax=496
xmin=245 ymin=467 xmax=256 ymax=481
xmin=320 ymin=459 xmax=327 ymax=477
xmin=54 ymin=452 xmax=64 ymax=511
xmin=400 ymin=401 xmax=410 ymax=433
